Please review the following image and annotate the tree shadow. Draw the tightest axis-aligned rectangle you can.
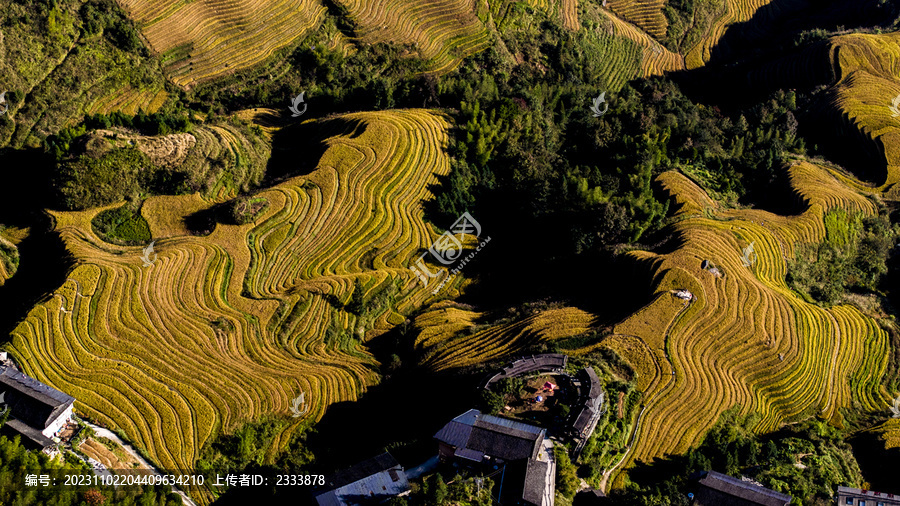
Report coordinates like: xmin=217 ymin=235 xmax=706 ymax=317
xmin=262 ymin=116 xmax=368 ymax=187
xmin=304 ymin=324 xmax=483 ymax=475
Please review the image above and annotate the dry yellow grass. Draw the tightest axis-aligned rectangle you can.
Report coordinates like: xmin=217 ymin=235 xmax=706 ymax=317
xmin=142 ymin=194 xmax=216 ymax=239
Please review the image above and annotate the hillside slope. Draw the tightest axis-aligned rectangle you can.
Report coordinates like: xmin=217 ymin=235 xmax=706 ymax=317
xmin=8 ymin=109 xmax=456 ymax=499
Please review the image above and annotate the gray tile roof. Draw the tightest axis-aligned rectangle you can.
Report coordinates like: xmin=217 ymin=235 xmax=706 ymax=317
xmin=479 ymin=413 xmax=544 ymax=435
xmin=0 ymin=366 xmax=74 ymax=430
xmin=698 ymin=471 xmax=792 ymax=506
xmin=435 ymin=409 xmax=545 ymax=459
xmin=2 ymin=418 xmax=54 ymax=449
xmin=467 ymin=423 xmax=542 ymax=461
xmin=318 ymin=452 xmax=402 ymax=493
xmin=522 ymin=459 xmax=549 ymax=505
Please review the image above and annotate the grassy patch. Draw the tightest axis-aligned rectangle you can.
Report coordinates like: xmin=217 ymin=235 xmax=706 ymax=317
xmin=91 ymin=204 xmax=152 ymax=246
xmin=787 ymin=210 xmax=895 ymax=305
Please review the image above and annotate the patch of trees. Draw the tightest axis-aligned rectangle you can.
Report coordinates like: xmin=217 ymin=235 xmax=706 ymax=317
xmin=46 ymin=113 xmax=267 ymax=211
xmin=225 ymin=196 xmax=269 ymax=225
xmin=54 ymin=146 xmax=150 ymax=210
xmin=91 ymin=203 xmax=152 ymax=245
xmin=425 ymin=74 xmax=803 ymax=261
xmin=556 ymin=446 xmax=580 ymax=500
xmin=0 ymin=434 xmax=181 ymax=505
xmin=46 ymin=110 xmax=193 ymax=162
xmin=788 ymin=209 xmax=896 ymax=305
xmin=609 ymin=407 xmax=865 ymax=505
xmin=663 ymin=0 xmax=726 ymax=53
xmin=393 ymin=472 xmax=493 ymax=506
xmin=195 ymin=418 xmax=315 ymax=502
xmin=84 ymin=111 xmax=192 ymax=136
xmin=79 ymin=0 xmax=148 ymax=56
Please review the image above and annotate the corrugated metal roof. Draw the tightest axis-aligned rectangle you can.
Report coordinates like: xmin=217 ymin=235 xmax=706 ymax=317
xmin=454 ymin=447 xmax=484 ymax=462
xmin=434 ymin=420 xmax=473 ymax=448
xmin=479 ymin=414 xmax=544 ymax=435
xmin=453 ymin=408 xmax=480 ymax=426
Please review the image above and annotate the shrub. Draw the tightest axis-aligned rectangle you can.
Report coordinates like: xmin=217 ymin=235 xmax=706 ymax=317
xmin=91 ymin=204 xmax=152 ymax=246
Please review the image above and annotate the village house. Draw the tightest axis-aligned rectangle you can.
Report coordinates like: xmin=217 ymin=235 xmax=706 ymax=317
xmin=571 ymin=367 xmax=604 ymax=444
xmin=0 ymin=365 xmax=75 ymax=452
xmin=313 ymin=452 xmax=410 ymax=506
xmin=690 ymin=470 xmax=792 ymax=506
xmin=434 ymin=409 xmax=555 ymax=506
xmin=837 ymin=486 xmax=900 ymax=506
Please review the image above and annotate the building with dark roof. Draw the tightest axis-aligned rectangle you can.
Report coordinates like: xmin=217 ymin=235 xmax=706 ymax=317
xmin=313 ymin=452 xmax=409 ymax=506
xmin=691 ymin=471 xmax=791 ymax=506
xmin=0 ymin=365 xmax=75 ymax=450
xmin=482 ymin=354 xmax=568 ymax=389
xmin=434 ymin=409 xmax=544 ymax=464
xmin=570 ymin=367 xmax=605 ymax=456
xmin=837 ymin=486 xmax=900 ymax=506
xmin=434 ymin=409 xmax=555 ymax=506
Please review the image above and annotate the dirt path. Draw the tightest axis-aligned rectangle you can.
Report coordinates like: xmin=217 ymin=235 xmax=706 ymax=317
xmin=83 ymin=422 xmax=198 ymax=506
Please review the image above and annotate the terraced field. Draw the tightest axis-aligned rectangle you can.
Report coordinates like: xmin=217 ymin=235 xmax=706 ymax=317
xmin=603 ymin=10 xmax=684 ymax=77
xmin=336 ymin=0 xmax=493 ymax=73
xmin=84 ymin=87 xmax=169 ymax=117
xmin=876 ymin=418 xmax=900 ymax=450
xmin=681 ymin=0 xmax=778 ymax=69
xmin=821 ymin=32 xmax=900 ymax=188
xmin=408 ymin=160 xmax=893 ymax=489
xmin=117 ymin=0 xmax=326 ymax=88
xmin=599 ymin=163 xmax=891 ymax=487
xmin=604 ymin=0 xmax=666 ymax=40
xmin=418 ymin=305 xmax=596 ymax=370
xmin=8 ymin=109 xmax=454 ymax=499
xmin=490 ymin=0 xmax=580 ymax=30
